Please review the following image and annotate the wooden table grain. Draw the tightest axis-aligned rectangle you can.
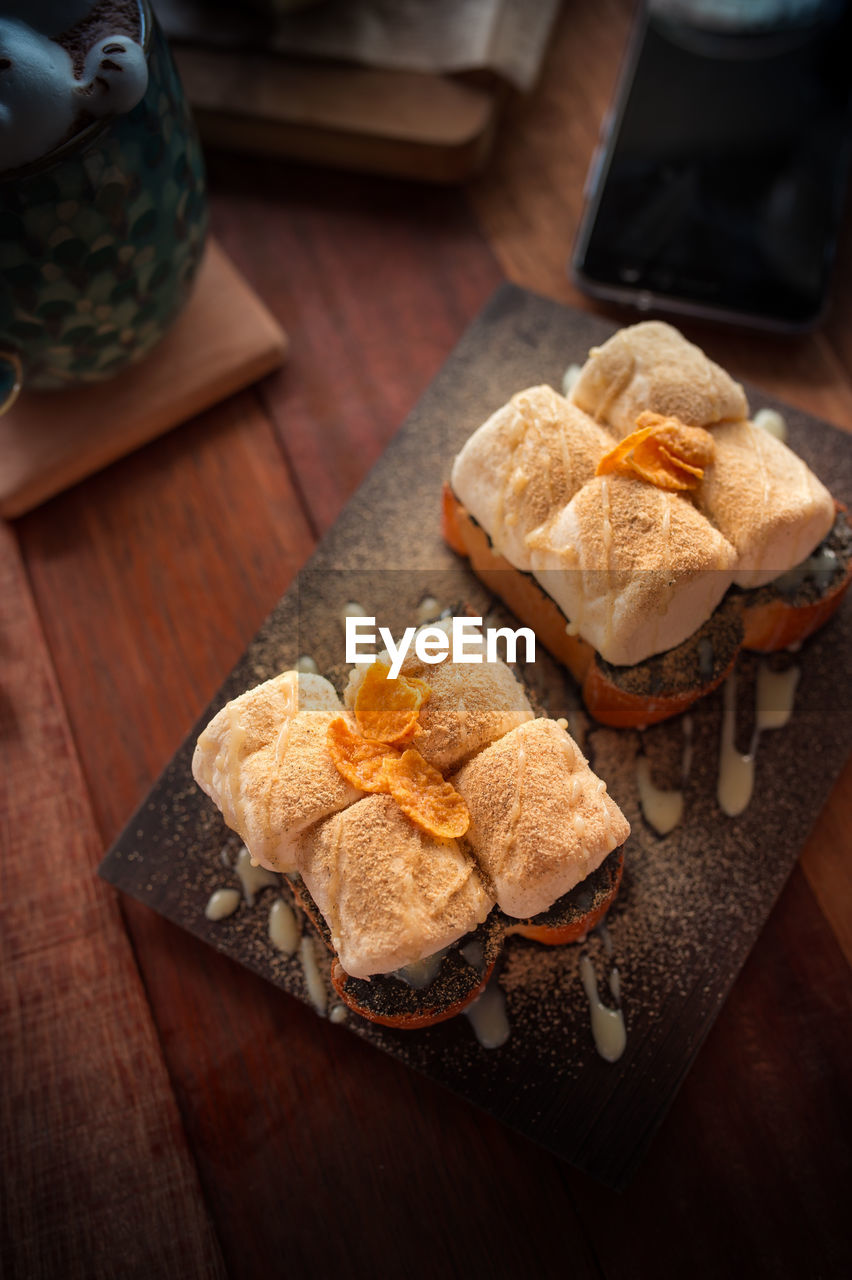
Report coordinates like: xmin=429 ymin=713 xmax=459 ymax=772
xmin=3 ymin=3 xmax=851 ymax=1277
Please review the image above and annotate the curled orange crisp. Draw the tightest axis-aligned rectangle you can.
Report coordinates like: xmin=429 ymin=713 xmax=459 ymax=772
xmin=596 ymin=411 xmax=715 ymax=491
xmin=328 ymin=661 xmax=468 ymax=840
xmin=354 ymin=660 xmax=431 ymax=745
xmin=379 ymin=749 xmax=470 ymax=840
xmin=327 ymin=716 xmax=400 ymax=792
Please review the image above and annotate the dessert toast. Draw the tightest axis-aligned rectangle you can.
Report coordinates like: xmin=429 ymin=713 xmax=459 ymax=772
xmin=192 ymin=624 xmax=630 ymax=1029
xmin=445 ymin=322 xmax=852 ymax=726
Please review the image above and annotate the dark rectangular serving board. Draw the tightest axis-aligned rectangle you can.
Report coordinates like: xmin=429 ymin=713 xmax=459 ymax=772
xmin=100 ymin=285 xmax=852 ymax=1186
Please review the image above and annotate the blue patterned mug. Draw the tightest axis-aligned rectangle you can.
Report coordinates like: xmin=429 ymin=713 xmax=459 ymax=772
xmin=0 ymin=0 xmax=207 ymax=410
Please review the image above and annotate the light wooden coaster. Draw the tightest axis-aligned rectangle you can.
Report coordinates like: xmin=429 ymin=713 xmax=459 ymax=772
xmin=0 ymin=240 xmax=287 ymax=518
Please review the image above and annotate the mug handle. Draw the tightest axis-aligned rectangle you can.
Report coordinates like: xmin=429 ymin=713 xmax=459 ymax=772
xmin=0 ymin=351 xmax=23 ymax=415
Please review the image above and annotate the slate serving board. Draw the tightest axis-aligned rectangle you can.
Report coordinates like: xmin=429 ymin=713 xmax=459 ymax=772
xmin=99 ymin=284 xmax=852 ymax=1186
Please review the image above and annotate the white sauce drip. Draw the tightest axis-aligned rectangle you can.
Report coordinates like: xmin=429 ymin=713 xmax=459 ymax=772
xmin=753 ymin=407 xmax=788 ymax=442
xmin=562 ymin=362 xmax=582 ymax=397
xmin=755 ymin=662 xmax=800 ymax=731
xmin=340 ymin=600 xmax=366 ymax=628
xmin=329 ymin=1004 xmax=348 ymax=1024
xmin=269 ymin=897 xmax=300 ymax=955
xmin=718 ymin=673 xmax=754 ymax=817
xmin=205 ymin=888 xmax=241 ymax=921
xmin=464 ymin=977 xmax=510 ymax=1049
xmin=299 ymin=934 xmax=328 ymax=1016
xmin=416 ymin=596 xmax=442 ymax=625
xmin=579 ymin=953 xmax=626 ymax=1062
xmin=235 ymin=844 xmax=280 ymax=906
xmin=636 ymin=756 xmax=684 ymax=836
xmin=393 ymin=949 xmax=447 ymax=989
xmin=718 ymin=663 xmax=800 ymax=816
xmin=460 ymin=939 xmax=485 ymax=970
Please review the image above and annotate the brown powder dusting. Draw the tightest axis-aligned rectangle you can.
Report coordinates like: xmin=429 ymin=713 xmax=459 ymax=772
xmin=454 ymin=719 xmax=629 ymax=918
xmin=299 ymin=795 xmax=493 ymax=979
xmin=570 ymin=321 xmax=748 ymax=437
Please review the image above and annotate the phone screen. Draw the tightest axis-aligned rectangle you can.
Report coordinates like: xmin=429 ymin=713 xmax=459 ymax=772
xmin=573 ymin=0 xmax=852 ymax=330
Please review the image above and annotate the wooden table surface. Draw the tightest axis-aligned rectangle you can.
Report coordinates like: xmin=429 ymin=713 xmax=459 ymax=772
xmin=3 ymin=3 xmax=852 ymax=1277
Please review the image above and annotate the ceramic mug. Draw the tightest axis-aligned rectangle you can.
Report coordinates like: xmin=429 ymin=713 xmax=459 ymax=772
xmin=0 ymin=0 xmax=208 ymax=410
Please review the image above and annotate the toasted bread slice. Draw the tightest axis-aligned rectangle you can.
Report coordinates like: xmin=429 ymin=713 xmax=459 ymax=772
xmin=739 ymin=506 xmax=852 ymax=650
xmin=287 ymin=847 xmax=624 ymax=1029
xmin=444 ymin=486 xmax=852 ymax=727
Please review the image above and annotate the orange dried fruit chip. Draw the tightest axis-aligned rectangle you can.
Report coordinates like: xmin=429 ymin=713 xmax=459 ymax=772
xmin=626 ymin=452 xmax=696 ymax=492
xmin=327 ymin=716 xmax=400 ymax=792
xmin=354 ymin=660 xmax=431 ymax=745
xmin=597 ymin=412 xmax=715 ymax=491
xmin=638 ymin=412 xmax=715 ymax=469
xmin=379 ymin=749 xmax=470 ymax=840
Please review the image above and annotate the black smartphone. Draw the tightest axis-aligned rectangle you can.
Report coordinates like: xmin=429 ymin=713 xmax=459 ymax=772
xmin=572 ymin=0 xmax=852 ymax=332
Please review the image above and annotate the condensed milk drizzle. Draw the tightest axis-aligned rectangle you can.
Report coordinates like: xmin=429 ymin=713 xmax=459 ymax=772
xmin=755 ymin=662 xmax=800 ymax=731
xmin=269 ymin=897 xmax=300 ymax=955
xmin=235 ymin=844 xmax=280 ymax=905
xmin=415 ymin=596 xmax=443 ymax=626
xmin=579 ymin=953 xmax=626 ymax=1063
xmin=205 ymin=888 xmax=240 ymax=921
xmin=464 ymin=976 xmax=510 ymax=1049
xmin=636 ymin=756 xmax=684 ymax=836
xmin=299 ymin=934 xmax=329 ymax=1016
xmin=718 ymin=673 xmax=754 ymax=817
xmin=717 ymin=661 xmax=800 ymax=817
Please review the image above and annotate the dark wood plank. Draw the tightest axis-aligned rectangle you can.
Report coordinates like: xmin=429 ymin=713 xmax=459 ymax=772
xmin=18 ymin=389 xmax=315 ymax=840
xmin=0 ymin=519 xmax=225 ymax=1280
xmin=208 ymin=159 xmax=505 ymax=533
xmin=799 ymin=756 xmax=852 ymax=967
